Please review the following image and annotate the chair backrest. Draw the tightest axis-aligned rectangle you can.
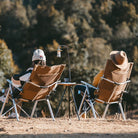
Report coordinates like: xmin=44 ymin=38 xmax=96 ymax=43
xmin=96 ymin=59 xmax=133 ymax=102
xmin=20 ymin=64 xmax=66 ymax=100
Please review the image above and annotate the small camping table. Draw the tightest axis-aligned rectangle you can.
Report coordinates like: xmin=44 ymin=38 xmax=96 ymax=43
xmin=55 ymin=82 xmax=80 ymax=120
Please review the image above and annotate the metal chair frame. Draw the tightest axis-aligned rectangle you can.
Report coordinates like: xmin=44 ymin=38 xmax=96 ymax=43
xmin=0 ymin=64 xmax=65 ymax=121
xmin=78 ymin=62 xmax=133 ymax=120
xmin=0 ymin=79 xmax=58 ymax=121
xmin=79 ymin=79 xmax=130 ymax=120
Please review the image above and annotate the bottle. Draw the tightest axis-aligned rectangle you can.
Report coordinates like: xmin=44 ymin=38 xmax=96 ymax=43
xmin=78 ymin=90 xmax=81 ymax=94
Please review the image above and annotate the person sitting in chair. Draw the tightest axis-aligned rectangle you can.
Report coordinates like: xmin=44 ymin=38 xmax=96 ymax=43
xmin=74 ymin=50 xmax=129 ymax=117
xmin=11 ymin=49 xmax=46 ymax=98
xmin=0 ymin=49 xmax=46 ymax=118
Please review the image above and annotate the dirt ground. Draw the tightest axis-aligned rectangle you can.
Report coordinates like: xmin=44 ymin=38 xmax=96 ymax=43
xmin=0 ymin=114 xmax=138 ymax=138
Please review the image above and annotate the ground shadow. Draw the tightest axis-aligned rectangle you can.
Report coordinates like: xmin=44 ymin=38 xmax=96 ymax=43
xmin=0 ymin=133 xmax=138 ymax=138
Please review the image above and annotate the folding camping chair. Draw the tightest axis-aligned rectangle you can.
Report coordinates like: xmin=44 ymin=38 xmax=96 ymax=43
xmin=0 ymin=64 xmax=65 ymax=121
xmin=78 ymin=59 xmax=133 ymax=120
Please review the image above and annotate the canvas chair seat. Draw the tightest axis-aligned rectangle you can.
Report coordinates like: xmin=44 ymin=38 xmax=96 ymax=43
xmin=0 ymin=64 xmax=65 ymax=121
xmin=78 ymin=59 xmax=133 ymax=120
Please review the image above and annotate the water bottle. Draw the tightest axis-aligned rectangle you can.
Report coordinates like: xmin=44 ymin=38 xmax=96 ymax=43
xmin=78 ymin=90 xmax=81 ymax=94
xmin=2 ymin=89 xmax=5 ymax=94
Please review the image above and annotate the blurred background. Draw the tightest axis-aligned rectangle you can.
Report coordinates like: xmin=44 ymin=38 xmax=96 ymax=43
xmin=0 ymin=0 xmax=137 ymax=118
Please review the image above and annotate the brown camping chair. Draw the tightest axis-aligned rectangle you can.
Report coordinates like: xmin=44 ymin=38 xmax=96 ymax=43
xmin=78 ymin=59 xmax=133 ymax=120
xmin=0 ymin=64 xmax=65 ymax=121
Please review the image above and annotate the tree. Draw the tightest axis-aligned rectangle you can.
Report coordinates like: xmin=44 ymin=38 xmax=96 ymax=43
xmin=0 ymin=39 xmax=18 ymax=90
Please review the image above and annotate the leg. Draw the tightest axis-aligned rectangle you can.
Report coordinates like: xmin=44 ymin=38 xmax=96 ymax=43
xmin=12 ymin=98 xmax=19 ymax=121
xmin=74 ymin=85 xmax=87 ymax=109
xmin=8 ymin=94 xmax=22 ymax=117
xmin=85 ymin=85 xmax=96 ymax=118
xmin=16 ymin=100 xmax=22 ymax=115
xmin=74 ymin=85 xmax=95 ymax=109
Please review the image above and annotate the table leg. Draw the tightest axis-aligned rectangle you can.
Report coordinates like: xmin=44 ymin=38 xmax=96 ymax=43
xmin=55 ymin=87 xmax=67 ymax=117
xmin=68 ymin=86 xmax=70 ymax=118
xmin=70 ymin=87 xmax=80 ymax=120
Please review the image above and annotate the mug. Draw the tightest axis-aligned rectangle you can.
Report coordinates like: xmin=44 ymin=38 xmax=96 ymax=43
xmin=64 ymin=78 xmax=69 ymax=82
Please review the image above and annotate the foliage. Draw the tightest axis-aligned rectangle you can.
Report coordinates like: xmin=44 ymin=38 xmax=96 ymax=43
xmin=0 ymin=39 xmax=18 ymax=90
xmin=0 ymin=0 xmax=138 ymax=116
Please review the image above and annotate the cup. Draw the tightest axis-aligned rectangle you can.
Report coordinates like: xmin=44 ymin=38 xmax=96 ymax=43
xmin=64 ymin=78 xmax=69 ymax=82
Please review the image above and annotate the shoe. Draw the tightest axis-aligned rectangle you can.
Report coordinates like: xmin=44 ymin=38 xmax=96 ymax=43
xmin=81 ymin=112 xmax=86 ymax=119
xmin=8 ymin=112 xmax=19 ymax=118
xmin=0 ymin=95 xmax=6 ymax=103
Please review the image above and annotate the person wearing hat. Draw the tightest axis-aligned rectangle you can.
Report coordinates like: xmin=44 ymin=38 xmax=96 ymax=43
xmin=74 ymin=50 xmax=129 ymax=118
xmin=11 ymin=49 xmax=46 ymax=90
xmin=0 ymin=49 xmax=46 ymax=118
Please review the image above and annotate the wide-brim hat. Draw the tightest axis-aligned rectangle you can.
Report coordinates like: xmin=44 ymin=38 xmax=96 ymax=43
xmin=32 ymin=49 xmax=46 ymax=61
xmin=110 ymin=50 xmax=128 ymax=69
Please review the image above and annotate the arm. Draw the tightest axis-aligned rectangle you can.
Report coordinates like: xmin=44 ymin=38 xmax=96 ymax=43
xmin=92 ymin=70 xmax=104 ymax=87
xmin=12 ymin=68 xmax=33 ymax=87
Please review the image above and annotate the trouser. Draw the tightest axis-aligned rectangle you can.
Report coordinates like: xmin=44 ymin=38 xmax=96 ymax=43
xmin=74 ymin=85 xmax=95 ymax=110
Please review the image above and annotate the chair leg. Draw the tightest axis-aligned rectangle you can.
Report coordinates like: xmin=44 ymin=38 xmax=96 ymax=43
xmin=102 ymin=103 xmax=109 ymax=119
xmin=12 ymin=99 xmax=19 ymax=121
xmin=0 ymin=88 xmax=10 ymax=115
xmin=16 ymin=104 xmax=30 ymax=118
xmin=78 ymin=90 xmax=87 ymax=115
xmin=89 ymin=100 xmax=96 ymax=119
xmin=119 ymin=102 xmax=126 ymax=120
xmin=85 ymin=85 xmax=96 ymax=119
xmin=2 ymin=81 xmax=19 ymax=121
xmin=1 ymin=106 xmax=14 ymax=117
xmin=31 ymin=101 xmax=38 ymax=118
xmin=46 ymin=98 xmax=55 ymax=121
xmin=0 ymin=87 xmax=19 ymax=121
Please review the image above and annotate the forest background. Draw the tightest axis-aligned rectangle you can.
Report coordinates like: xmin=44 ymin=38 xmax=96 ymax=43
xmin=0 ymin=0 xmax=138 ymax=117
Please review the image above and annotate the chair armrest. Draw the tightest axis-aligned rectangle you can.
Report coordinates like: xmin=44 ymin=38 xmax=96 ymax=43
xmin=122 ymin=90 xmax=129 ymax=94
xmin=81 ymin=81 xmax=98 ymax=90
xmin=7 ymin=79 xmax=22 ymax=92
xmin=101 ymin=77 xmax=131 ymax=85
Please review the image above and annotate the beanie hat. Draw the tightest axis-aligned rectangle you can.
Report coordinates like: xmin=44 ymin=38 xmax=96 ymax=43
xmin=32 ymin=49 xmax=46 ymax=61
